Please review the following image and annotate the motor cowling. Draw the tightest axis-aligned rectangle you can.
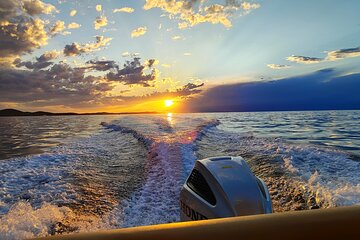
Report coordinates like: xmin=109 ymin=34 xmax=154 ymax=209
xmin=180 ymin=156 xmax=272 ymax=221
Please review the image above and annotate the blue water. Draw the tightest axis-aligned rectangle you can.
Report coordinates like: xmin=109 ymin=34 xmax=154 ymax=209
xmin=0 ymin=111 xmax=359 ymax=239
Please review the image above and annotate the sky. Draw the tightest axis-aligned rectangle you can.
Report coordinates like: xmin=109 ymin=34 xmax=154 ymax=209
xmin=0 ymin=0 xmax=359 ymax=113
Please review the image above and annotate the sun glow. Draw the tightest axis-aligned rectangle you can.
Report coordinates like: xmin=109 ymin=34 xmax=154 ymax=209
xmin=164 ymin=99 xmax=174 ymax=107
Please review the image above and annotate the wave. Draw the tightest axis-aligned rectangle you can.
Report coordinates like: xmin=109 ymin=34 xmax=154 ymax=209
xmin=100 ymin=122 xmax=153 ymax=147
xmin=0 ymin=201 xmax=112 ymax=240
xmin=272 ymin=142 xmax=360 ymax=207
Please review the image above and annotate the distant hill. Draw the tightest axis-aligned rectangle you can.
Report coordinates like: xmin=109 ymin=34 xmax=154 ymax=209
xmin=0 ymin=109 xmax=77 ymax=116
xmin=0 ymin=109 xmax=157 ymax=116
xmin=0 ymin=109 xmax=27 ymax=116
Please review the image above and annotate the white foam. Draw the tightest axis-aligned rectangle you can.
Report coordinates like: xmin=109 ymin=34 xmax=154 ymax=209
xmin=120 ymin=142 xmax=184 ymax=227
xmin=197 ymin=126 xmax=360 ymax=208
xmin=0 ymin=126 xmax=149 ymax=238
xmin=307 ymin=170 xmax=360 ymax=207
xmin=272 ymin=143 xmax=360 ymax=206
xmin=0 ymin=201 xmax=114 ymax=239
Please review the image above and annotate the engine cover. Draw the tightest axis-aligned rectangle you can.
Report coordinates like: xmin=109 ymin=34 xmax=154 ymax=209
xmin=180 ymin=156 xmax=272 ymax=221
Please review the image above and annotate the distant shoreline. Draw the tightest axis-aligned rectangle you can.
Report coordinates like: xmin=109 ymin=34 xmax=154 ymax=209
xmin=0 ymin=109 xmax=158 ymax=117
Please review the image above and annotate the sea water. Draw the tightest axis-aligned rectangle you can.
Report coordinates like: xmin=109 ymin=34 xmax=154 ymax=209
xmin=0 ymin=111 xmax=359 ymax=239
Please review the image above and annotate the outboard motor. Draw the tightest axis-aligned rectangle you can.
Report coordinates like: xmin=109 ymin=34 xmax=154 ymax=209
xmin=180 ymin=156 xmax=272 ymax=221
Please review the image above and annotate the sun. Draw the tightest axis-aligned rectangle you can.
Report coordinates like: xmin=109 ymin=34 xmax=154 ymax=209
xmin=164 ymin=99 xmax=174 ymax=107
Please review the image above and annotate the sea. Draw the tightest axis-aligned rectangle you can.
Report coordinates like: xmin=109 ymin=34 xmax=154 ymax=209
xmin=0 ymin=111 xmax=359 ymax=239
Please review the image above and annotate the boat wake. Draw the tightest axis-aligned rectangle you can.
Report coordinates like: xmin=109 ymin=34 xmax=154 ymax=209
xmin=101 ymin=116 xmax=220 ymax=227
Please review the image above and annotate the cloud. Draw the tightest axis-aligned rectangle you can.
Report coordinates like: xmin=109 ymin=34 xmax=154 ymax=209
xmin=122 ymin=52 xmax=130 ymax=57
xmin=176 ymin=82 xmax=204 ymax=96
xmin=0 ymin=54 xmax=202 ymax=109
xmin=68 ymin=22 xmax=81 ymax=29
xmin=96 ymin=5 xmax=102 ymax=12
xmin=63 ymin=43 xmax=83 ymax=56
xmin=267 ymin=64 xmax=291 ymax=69
xmin=185 ymin=69 xmax=360 ymax=112
xmin=83 ymin=60 xmax=118 ymax=71
xmin=122 ymin=52 xmax=140 ymax=57
xmin=287 ymin=55 xmax=324 ymax=64
xmin=63 ymin=36 xmax=112 ymax=56
xmin=178 ymin=22 xmax=188 ymax=29
xmin=106 ymin=57 xmax=159 ymax=86
xmin=326 ymin=46 xmax=360 ymax=61
xmin=0 ymin=62 xmax=114 ymax=106
xmin=14 ymin=50 xmax=61 ymax=70
xmin=147 ymin=82 xmax=205 ymax=99
xmin=79 ymin=57 xmax=161 ymax=87
xmin=285 ymin=45 xmax=360 ymax=65
xmin=69 ymin=9 xmax=77 ymax=16
xmin=0 ymin=18 xmax=48 ymax=65
xmin=119 ymin=81 xmax=205 ymax=103
xmin=0 ymin=0 xmax=20 ymax=22
xmin=240 ymin=1 xmax=261 ymax=11
xmin=0 ymin=0 xmax=54 ymax=66
xmin=184 ymin=52 xmax=192 ymax=56
xmin=131 ymin=27 xmax=147 ymax=38
xmin=113 ymin=7 xmax=135 ymax=13
xmin=94 ymin=15 xmax=108 ymax=30
xmin=14 ymin=58 xmax=53 ymax=70
xmin=37 ymin=50 xmax=61 ymax=62
xmin=145 ymin=59 xmax=159 ymax=68
xmin=143 ymin=0 xmax=260 ymax=29
xmin=23 ymin=0 xmax=57 ymax=15
xmin=172 ymin=35 xmax=183 ymax=40
xmin=161 ymin=64 xmax=171 ymax=68
xmin=50 ymin=20 xmax=66 ymax=35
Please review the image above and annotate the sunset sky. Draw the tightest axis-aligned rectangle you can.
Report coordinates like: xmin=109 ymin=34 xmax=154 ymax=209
xmin=1 ymin=0 xmax=360 ymax=113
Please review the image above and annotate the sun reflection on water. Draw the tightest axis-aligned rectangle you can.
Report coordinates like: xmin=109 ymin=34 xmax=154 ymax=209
xmin=167 ymin=112 xmax=173 ymax=124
